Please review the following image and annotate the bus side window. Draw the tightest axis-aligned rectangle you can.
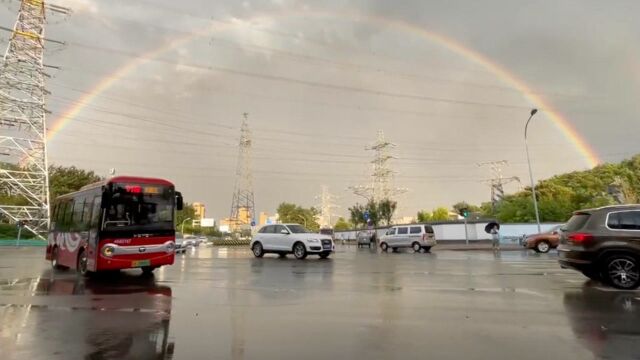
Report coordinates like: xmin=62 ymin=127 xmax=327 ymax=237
xmin=50 ymin=203 xmax=58 ymax=230
xmin=90 ymin=196 xmax=101 ymax=229
xmin=82 ymin=198 xmax=93 ymax=231
xmin=55 ymin=202 xmax=65 ymax=231
xmin=63 ymin=200 xmax=74 ymax=232
xmin=71 ymin=198 xmax=84 ymax=232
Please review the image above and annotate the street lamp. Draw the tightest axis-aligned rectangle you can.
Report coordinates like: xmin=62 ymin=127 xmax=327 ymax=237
xmin=524 ymin=108 xmax=542 ymax=233
xmin=181 ymin=217 xmax=192 ymax=234
xmin=295 ymin=214 xmax=308 ymax=228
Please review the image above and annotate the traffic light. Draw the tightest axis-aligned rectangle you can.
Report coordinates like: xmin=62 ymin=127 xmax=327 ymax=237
xmin=459 ymin=208 xmax=469 ymax=218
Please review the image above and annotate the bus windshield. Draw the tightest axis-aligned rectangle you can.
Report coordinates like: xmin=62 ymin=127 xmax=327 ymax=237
xmin=103 ymin=183 xmax=174 ymax=230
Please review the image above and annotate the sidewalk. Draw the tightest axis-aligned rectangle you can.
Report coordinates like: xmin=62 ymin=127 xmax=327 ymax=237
xmin=436 ymin=243 xmax=523 ymax=251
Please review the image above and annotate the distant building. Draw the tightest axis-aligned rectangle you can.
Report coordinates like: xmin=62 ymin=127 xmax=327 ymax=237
xmin=259 ymin=212 xmax=279 ymax=226
xmin=220 ymin=206 xmax=255 ymax=232
xmin=193 ymin=202 xmax=206 ymax=220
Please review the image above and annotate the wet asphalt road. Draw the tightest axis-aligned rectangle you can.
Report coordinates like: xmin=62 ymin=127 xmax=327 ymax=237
xmin=1 ymin=246 xmax=639 ymax=360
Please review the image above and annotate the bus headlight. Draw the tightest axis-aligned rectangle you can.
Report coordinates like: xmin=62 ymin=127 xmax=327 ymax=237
xmin=102 ymin=245 xmax=115 ymax=257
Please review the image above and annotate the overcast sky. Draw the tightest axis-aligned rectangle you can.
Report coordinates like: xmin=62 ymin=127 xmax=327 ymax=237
xmin=2 ymin=0 xmax=639 ymax=220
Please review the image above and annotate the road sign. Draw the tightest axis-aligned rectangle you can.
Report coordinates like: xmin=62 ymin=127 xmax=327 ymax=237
xmin=364 ymin=211 xmax=370 ymax=220
xmin=251 ymin=220 xmax=256 ymax=227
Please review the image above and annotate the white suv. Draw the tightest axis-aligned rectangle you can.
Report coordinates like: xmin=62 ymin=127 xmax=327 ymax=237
xmin=251 ymin=224 xmax=335 ymax=259
xmin=380 ymin=224 xmax=436 ymax=253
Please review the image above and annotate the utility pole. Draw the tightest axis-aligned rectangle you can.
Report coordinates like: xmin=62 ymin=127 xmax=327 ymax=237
xmin=0 ymin=0 xmax=70 ymax=240
xmin=229 ymin=113 xmax=255 ymax=233
xmin=478 ymin=160 xmax=520 ymax=210
xmin=316 ymin=185 xmax=338 ymax=229
xmin=350 ymin=130 xmax=407 ymax=202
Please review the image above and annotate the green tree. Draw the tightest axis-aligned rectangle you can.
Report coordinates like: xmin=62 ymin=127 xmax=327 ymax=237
xmin=365 ymin=200 xmax=381 ymax=227
xmin=431 ymin=207 xmax=451 ymax=221
xmin=48 ymin=165 xmax=102 ymax=199
xmin=416 ymin=210 xmax=431 ymax=222
xmin=349 ymin=203 xmax=366 ymax=229
xmin=378 ymin=199 xmax=397 ymax=226
xmin=277 ymin=202 xmax=320 ymax=231
xmin=176 ymin=203 xmax=196 ymax=231
xmin=452 ymin=201 xmax=480 ymax=215
xmin=333 ymin=217 xmax=352 ymax=231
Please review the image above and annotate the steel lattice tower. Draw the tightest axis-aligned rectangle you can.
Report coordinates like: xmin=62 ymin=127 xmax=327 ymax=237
xmin=229 ymin=113 xmax=255 ymax=229
xmin=478 ymin=160 xmax=520 ymax=208
xmin=0 ymin=0 xmax=67 ymax=239
xmin=351 ymin=130 xmax=406 ymax=202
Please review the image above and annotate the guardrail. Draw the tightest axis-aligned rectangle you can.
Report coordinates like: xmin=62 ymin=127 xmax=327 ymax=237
xmin=211 ymin=239 xmax=251 ymax=247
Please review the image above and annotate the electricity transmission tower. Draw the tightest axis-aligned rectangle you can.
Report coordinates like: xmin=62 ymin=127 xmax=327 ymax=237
xmin=229 ymin=113 xmax=255 ymax=231
xmin=0 ymin=0 xmax=69 ymax=240
xmin=316 ymin=185 xmax=338 ymax=229
xmin=350 ymin=130 xmax=406 ymax=202
xmin=478 ymin=160 xmax=520 ymax=208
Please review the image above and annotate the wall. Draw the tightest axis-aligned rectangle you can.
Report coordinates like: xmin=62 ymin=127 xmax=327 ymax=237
xmin=334 ymin=222 xmax=562 ymax=243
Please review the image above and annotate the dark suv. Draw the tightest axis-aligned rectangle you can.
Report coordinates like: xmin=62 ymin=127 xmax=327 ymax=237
xmin=558 ymin=205 xmax=640 ymax=289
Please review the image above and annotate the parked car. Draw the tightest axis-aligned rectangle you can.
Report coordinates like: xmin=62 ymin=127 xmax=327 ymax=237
xmin=175 ymin=232 xmax=186 ymax=254
xmin=319 ymin=228 xmax=335 ymax=241
xmin=196 ymin=236 xmax=207 ymax=246
xmin=183 ymin=235 xmax=197 ymax=248
xmin=251 ymin=223 xmax=334 ymax=259
xmin=380 ymin=224 xmax=436 ymax=252
xmin=357 ymin=230 xmax=374 ymax=248
xmin=523 ymin=225 xmax=563 ymax=253
xmin=558 ymin=205 xmax=640 ymax=289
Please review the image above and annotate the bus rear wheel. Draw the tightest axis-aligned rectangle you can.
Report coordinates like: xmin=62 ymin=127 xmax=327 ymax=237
xmin=77 ymin=250 xmax=92 ymax=277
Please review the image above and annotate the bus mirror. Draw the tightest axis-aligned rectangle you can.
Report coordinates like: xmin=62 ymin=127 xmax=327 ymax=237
xmin=176 ymin=192 xmax=184 ymax=211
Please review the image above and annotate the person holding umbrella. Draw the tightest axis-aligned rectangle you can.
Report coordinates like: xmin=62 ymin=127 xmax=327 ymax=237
xmin=485 ymin=222 xmax=501 ymax=250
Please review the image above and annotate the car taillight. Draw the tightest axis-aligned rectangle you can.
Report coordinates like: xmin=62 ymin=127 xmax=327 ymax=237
xmin=568 ymin=233 xmax=593 ymax=243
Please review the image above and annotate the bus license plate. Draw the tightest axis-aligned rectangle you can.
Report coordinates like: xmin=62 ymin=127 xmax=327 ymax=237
xmin=132 ymin=260 xmax=150 ymax=267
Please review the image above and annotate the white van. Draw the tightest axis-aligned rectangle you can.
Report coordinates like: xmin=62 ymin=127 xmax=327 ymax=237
xmin=380 ymin=224 xmax=436 ymax=253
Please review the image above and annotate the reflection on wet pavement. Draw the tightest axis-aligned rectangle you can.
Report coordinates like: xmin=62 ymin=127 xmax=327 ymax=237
xmin=1 ymin=246 xmax=639 ymax=359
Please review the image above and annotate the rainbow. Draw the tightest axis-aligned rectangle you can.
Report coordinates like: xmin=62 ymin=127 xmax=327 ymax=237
xmin=48 ymin=9 xmax=601 ymax=167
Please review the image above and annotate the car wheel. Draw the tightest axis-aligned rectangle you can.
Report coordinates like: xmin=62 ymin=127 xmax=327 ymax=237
xmin=319 ymin=252 xmax=330 ymax=259
xmin=252 ymin=242 xmax=265 ymax=258
xmin=380 ymin=242 xmax=389 ymax=252
xmin=293 ymin=242 xmax=307 ymax=260
xmin=422 ymin=246 xmax=432 ymax=253
xmin=77 ymin=249 xmax=91 ymax=277
xmin=412 ymin=242 xmax=421 ymax=253
xmin=536 ymin=241 xmax=551 ymax=253
xmin=51 ymin=246 xmax=67 ymax=270
xmin=604 ymin=254 xmax=640 ymax=290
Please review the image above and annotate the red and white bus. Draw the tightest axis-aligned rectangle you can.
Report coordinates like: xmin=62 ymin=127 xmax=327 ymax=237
xmin=45 ymin=176 xmax=184 ymax=275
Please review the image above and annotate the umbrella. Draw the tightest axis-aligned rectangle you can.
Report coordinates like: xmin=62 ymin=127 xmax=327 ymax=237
xmin=485 ymin=222 xmax=500 ymax=234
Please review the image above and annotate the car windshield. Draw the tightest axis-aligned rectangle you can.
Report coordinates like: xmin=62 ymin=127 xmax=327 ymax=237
xmin=103 ymin=183 xmax=174 ymax=230
xmin=286 ymin=225 xmax=310 ymax=234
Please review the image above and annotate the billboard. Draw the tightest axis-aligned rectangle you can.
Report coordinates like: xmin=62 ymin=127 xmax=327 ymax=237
xmin=201 ymin=218 xmax=215 ymax=227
